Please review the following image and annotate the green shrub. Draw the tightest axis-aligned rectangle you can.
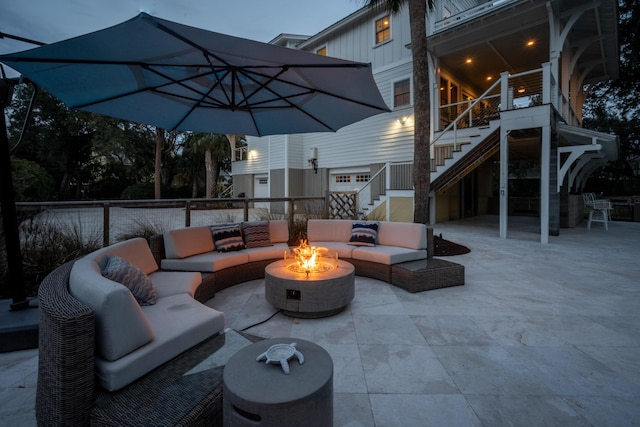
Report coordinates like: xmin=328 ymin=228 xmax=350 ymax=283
xmin=116 ymin=217 xmax=167 ymax=241
xmin=121 ymin=182 xmax=192 ymax=199
xmin=0 ymin=216 xmax=101 ymax=297
xmin=11 ymin=158 xmax=56 ymax=201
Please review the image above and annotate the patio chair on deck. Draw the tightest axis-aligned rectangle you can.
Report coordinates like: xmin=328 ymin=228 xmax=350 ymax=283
xmin=582 ymin=192 xmax=596 ymax=208
xmin=587 ymin=199 xmax=613 ymax=230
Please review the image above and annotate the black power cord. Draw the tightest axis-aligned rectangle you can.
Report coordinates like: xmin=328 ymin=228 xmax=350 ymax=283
xmin=240 ymin=309 xmax=283 ymax=331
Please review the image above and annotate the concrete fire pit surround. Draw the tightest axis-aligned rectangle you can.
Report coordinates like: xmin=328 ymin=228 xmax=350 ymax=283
xmin=265 ymin=259 xmax=355 ymax=318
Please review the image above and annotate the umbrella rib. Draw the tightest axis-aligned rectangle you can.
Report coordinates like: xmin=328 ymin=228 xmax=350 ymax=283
xmin=140 ymin=14 xmax=385 ymax=113
xmin=240 ymin=66 xmax=389 ymax=112
xmin=170 ymin=53 xmax=233 ymax=131
xmin=68 ymin=65 xmax=230 ymax=112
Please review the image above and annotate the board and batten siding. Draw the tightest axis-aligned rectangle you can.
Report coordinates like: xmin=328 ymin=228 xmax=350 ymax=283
xmin=300 ymin=5 xmax=412 ymax=69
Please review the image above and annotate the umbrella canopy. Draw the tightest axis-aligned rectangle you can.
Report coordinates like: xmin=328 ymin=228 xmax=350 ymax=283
xmin=0 ymin=12 xmax=389 ymax=136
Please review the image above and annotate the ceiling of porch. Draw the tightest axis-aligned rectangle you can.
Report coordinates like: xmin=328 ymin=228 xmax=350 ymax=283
xmin=428 ymin=0 xmax=619 ymax=95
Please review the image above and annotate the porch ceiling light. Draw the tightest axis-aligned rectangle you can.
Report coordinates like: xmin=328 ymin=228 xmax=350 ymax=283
xmin=526 ymin=40 xmax=535 ymax=47
xmin=465 ymin=58 xmax=473 ymax=64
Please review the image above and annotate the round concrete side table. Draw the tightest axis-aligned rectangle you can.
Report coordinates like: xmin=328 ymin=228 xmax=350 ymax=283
xmin=223 ymin=338 xmax=333 ymax=427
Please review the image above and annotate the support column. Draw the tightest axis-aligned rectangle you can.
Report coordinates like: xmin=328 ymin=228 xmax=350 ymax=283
xmin=540 ymin=124 xmax=551 ymax=244
xmin=499 ymin=126 xmax=509 ymax=239
xmin=549 ymin=125 xmax=560 ymax=236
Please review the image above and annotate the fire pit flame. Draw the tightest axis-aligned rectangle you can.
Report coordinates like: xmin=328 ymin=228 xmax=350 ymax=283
xmin=285 ymin=240 xmax=337 ymax=275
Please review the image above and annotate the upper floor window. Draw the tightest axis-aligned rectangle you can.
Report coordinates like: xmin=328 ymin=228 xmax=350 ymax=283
xmin=394 ymin=79 xmax=411 ymax=108
xmin=375 ymin=15 xmax=391 ymax=44
xmin=316 ymin=46 xmax=327 ymax=56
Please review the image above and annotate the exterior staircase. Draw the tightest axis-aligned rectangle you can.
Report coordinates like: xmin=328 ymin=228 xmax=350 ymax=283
xmin=430 ymin=121 xmax=501 ymax=193
xmin=356 ymin=121 xmax=501 ymax=218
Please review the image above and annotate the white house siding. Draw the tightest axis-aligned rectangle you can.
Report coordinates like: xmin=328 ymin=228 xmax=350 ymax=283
xmin=287 ymin=135 xmax=305 ymax=169
xmin=232 ymin=136 xmax=268 ymax=176
xmin=297 ymin=5 xmax=412 ymax=68
xmin=267 ymin=135 xmax=286 ymax=170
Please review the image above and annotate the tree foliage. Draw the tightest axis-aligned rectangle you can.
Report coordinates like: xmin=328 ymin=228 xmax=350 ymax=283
xmin=583 ymin=0 xmax=640 ymax=195
xmin=10 ymin=157 xmax=55 ymax=201
xmin=185 ymin=132 xmax=231 ymax=198
xmin=7 ymin=85 xmax=230 ymax=200
xmin=8 ymin=84 xmax=94 ymax=199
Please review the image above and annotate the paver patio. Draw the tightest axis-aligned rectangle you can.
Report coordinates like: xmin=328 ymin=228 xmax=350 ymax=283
xmin=2 ymin=215 xmax=639 ymax=426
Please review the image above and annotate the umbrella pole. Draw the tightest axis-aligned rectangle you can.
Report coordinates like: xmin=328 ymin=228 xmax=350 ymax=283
xmin=0 ymin=79 xmax=28 ymax=311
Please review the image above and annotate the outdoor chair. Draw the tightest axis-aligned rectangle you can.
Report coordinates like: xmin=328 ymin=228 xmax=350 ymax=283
xmin=587 ymin=198 xmax=613 ymax=230
xmin=582 ymin=192 xmax=596 ymax=208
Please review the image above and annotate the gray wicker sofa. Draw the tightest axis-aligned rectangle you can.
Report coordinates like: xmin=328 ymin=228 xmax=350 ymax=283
xmin=36 ymin=220 xmax=291 ymax=426
xmin=37 ymin=260 xmax=227 ymax=426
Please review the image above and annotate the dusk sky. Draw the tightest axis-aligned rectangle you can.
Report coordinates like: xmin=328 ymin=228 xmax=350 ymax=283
xmin=1 ymin=0 xmax=363 ymax=70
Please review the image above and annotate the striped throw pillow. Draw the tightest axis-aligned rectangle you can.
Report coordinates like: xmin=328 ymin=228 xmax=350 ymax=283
xmin=348 ymin=222 xmax=379 ymax=247
xmin=211 ymin=223 xmax=246 ymax=252
xmin=242 ymin=221 xmax=273 ymax=248
xmin=101 ymin=255 xmax=157 ymax=305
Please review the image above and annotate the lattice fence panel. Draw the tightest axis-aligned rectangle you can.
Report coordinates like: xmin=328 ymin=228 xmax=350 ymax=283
xmin=328 ymin=192 xmax=357 ymax=219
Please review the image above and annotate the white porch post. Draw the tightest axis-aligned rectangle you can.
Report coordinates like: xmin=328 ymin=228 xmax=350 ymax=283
xmin=385 ymin=161 xmax=391 ymax=222
xmin=267 ymin=136 xmax=271 ymax=201
xmin=500 ymin=71 xmax=510 ymax=111
xmin=540 ymin=124 xmax=550 ymax=244
xmin=499 ymin=126 xmax=509 ymax=239
xmin=542 ymin=62 xmax=551 ymax=105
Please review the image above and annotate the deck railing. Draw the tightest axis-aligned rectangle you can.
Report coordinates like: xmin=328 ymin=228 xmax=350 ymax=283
xmin=355 ymin=161 xmax=413 ymax=217
xmin=432 ymin=0 xmax=519 ymax=34
xmin=436 ymin=67 xmax=546 ymax=149
xmin=15 ymin=197 xmax=327 ymax=247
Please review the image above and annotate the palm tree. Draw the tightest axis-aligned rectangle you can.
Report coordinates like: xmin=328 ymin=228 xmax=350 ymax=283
xmin=363 ymin=0 xmax=433 ymax=224
xmin=192 ymin=133 xmax=231 ymax=198
xmin=154 ymin=127 xmax=165 ymax=199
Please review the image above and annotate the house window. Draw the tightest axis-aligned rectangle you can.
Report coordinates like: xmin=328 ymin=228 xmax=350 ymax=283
xmin=335 ymin=175 xmax=351 ymax=183
xmin=356 ymin=174 xmax=370 ymax=183
xmin=316 ymin=46 xmax=327 ymax=56
xmin=258 ymin=178 xmax=268 ymax=185
xmin=394 ymin=79 xmax=411 ymax=107
xmin=375 ymin=16 xmax=391 ymax=44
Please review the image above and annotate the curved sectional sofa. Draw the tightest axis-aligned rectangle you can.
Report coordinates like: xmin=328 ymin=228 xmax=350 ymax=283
xmin=36 ymin=218 xmax=439 ymax=426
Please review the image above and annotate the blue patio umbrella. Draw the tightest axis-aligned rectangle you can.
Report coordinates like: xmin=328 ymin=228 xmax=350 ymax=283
xmin=0 ymin=13 xmax=390 ymax=311
xmin=0 ymin=12 xmax=390 ymax=136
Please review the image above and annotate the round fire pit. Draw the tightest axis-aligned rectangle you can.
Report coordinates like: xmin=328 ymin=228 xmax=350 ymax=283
xmin=265 ymin=259 xmax=355 ymax=318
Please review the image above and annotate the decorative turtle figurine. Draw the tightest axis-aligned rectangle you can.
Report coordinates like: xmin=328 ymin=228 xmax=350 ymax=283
xmin=256 ymin=342 xmax=305 ymax=374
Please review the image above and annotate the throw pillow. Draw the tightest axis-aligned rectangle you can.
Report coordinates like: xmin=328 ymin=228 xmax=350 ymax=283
xmin=211 ymin=223 xmax=246 ymax=252
xmin=101 ymin=255 xmax=157 ymax=306
xmin=348 ymin=222 xmax=379 ymax=247
xmin=242 ymin=221 xmax=273 ymax=248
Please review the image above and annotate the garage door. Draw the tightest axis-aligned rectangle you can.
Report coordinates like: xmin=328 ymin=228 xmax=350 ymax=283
xmin=254 ymin=175 xmax=269 ymax=210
